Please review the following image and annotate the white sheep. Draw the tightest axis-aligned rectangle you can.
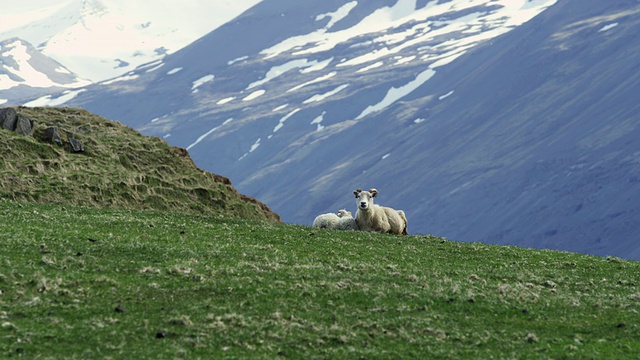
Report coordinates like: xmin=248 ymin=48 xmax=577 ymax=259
xmin=353 ymin=188 xmax=408 ymax=235
xmin=335 ymin=209 xmax=358 ymax=230
xmin=312 ymin=209 xmax=358 ymax=230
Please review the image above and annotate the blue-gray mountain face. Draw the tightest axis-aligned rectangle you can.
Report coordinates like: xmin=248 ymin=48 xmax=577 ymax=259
xmin=0 ymin=38 xmax=88 ymax=105
xmin=63 ymin=0 xmax=640 ymax=260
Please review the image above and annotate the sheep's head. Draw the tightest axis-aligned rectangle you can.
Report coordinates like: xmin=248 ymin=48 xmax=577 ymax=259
xmin=354 ymin=188 xmax=377 ymax=211
xmin=337 ymin=209 xmax=352 ymax=217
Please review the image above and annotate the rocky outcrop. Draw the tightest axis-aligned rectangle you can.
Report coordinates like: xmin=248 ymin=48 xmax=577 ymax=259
xmin=41 ymin=127 xmax=63 ymax=145
xmin=68 ymin=137 xmax=85 ymax=153
xmin=1 ymin=107 xmax=84 ymax=153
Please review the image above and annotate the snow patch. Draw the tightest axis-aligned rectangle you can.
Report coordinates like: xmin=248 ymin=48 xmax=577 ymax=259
xmin=316 ymin=1 xmax=358 ymax=29
xmin=23 ymin=89 xmax=86 ymax=107
xmin=101 ymin=74 xmax=140 ymax=85
xmin=239 ymin=137 xmax=262 ymax=161
xmin=167 ymin=67 xmax=183 ymax=75
xmin=150 ymin=114 xmax=168 ymax=123
xmin=261 ymin=1 xmax=359 ymax=58
xmin=395 ymin=56 xmax=416 ymax=65
xmin=439 ymin=90 xmax=454 ymax=100
xmin=145 ymin=63 xmax=164 ymax=73
xmin=217 ymin=97 xmax=235 ymax=105
xmin=192 ymin=74 xmax=215 ymax=93
xmin=228 ymin=55 xmax=249 ymax=65
xmin=272 ymin=104 xmax=289 ymax=112
xmin=248 ymin=58 xmax=331 ymax=90
xmin=288 ymin=72 xmax=337 ymax=92
xmin=381 ymin=153 xmax=391 ymax=160
xmin=186 ymin=118 xmax=233 ymax=151
xmin=598 ymin=23 xmax=618 ymax=32
xmin=357 ymin=68 xmax=435 ymax=120
xmin=310 ymin=111 xmax=327 ymax=131
xmin=54 ymin=67 xmax=71 ymax=74
xmin=303 ymin=84 xmax=349 ymax=104
xmin=243 ymin=90 xmax=266 ymax=101
xmin=249 ymin=138 xmax=261 ymax=152
xmin=356 ymin=61 xmax=384 ymax=73
xmin=300 ymin=58 xmax=333 ymax=73
xmin=273 ymin=108 xmax=301 ymax=133
xmin=263 ymin=0 xmax=556 ymax=70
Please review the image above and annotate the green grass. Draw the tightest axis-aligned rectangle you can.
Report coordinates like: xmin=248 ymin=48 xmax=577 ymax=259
xmin=1 ymin=200 xmax=639 ymax=359
xmin=1 ymin=107 xmax=279 ymax=223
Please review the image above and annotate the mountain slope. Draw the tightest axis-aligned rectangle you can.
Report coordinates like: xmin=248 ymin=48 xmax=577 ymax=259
xmin=25 ymin=0 xmax=640 ymax=260
xmin=0 ymin=0 xmax=262 ymax=82
xmin=0 ymin=38 xmax=90 ymax=105
xmin=399 ymin=0 xmax=640 ymax=259
xmin=0 ymin=107 xmax=280 ymax=222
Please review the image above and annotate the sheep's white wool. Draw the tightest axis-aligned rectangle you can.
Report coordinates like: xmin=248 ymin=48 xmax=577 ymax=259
xmin=354 ymin=188 xmax=407 ymax=235
xmin=313 ymin=209 xmax=358 ymax=230
xmin=312 ymin=212 xmax=341 ymax=228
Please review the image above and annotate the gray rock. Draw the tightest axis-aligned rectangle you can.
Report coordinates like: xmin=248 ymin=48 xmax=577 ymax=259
xmin=15 ymin=114 xmax=34 ymax=136
xmin=0 ymin=108 xmax=17 ymax=130
xmin=69 ymin=137 xmax=85 ymax=153
xmin=41 ymin=127 xmax=63 ymax=145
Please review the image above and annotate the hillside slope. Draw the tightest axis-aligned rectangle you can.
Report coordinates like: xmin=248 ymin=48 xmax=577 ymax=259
xmin=18 ymin=0 xmax=640 ymax=260
xmin=1 ymin=200 xmax=639 ymax=358
xmin=0 ymin=107 xmax=279 ymax=222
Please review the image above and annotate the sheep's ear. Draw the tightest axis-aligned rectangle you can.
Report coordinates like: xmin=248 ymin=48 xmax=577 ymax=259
xmin=370 ymin=188 xmax=378 ymax=197
xmin=354 ymin=189 xmax=362 ymax=197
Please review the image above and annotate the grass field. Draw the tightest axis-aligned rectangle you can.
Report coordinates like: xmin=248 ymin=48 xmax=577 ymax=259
xmin=1 ymin=200 xmax=639 ymax=359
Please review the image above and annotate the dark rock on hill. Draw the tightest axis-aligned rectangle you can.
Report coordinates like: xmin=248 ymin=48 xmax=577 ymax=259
xmin=1 ymin=107 xmax=34 ymax=135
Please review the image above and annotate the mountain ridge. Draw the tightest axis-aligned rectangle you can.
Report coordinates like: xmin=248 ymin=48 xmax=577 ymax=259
xmin=0 ymin=38 xmax=89 ymax=105
xmin=0 ymin=0 xmax=262 ymax=82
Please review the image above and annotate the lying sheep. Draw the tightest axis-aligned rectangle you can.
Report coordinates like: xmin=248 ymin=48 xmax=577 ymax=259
xmin=312 ymin=209 xmax=358 ymax=230
xmin=335 ymin=209 xmax=358 ymax=230
xmin=354 ymin=188 xmax=408 ymax=235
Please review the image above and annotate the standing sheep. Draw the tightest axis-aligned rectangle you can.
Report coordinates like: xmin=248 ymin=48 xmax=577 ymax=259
xmin=312 ymin=209 xmax=358 ymax=230
xmin=354 ymin=188 xmax=408 ymax=235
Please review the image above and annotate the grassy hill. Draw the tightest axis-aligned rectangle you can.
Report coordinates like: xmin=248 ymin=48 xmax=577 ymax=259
xmin=0 ymin=107 xmax=279 ymax=222
xmin=1 ymin=200 xmax=639 ymax=358
xmin=1 ymin=107 xmax=639 ymax=358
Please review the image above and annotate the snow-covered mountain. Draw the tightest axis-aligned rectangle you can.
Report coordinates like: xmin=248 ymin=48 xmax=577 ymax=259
xmin=18 ymin=0 xmax=640 ymax=260
xmin=0 ymin=38 xmax=90 ymax=105
xmin=0 ymin=0 xmax=262 ymax=82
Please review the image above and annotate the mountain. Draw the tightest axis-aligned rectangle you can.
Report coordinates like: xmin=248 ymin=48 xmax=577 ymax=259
xmin=0 ymin=0 xmax=262 ymax=82
xmin=19 ymin=0 xmax=640 ymax=260
xmin=0 ymin=38 xmax=90 ymax=105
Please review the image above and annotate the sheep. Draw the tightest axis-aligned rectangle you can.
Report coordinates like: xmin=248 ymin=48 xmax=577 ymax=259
xmin=312 ymin=209 xmax=358 ymax=230
xmin=353 ymin=188 xmax=408 ymax=235
xmin=335 ymin=209 xmax=358 ymax=230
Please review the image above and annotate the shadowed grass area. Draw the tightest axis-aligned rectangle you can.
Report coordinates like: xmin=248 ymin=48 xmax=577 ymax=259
xmin=0 ymin=107 xmax=279 ymax=222
xmin=1 ymin=200 xmax=638 ymax=358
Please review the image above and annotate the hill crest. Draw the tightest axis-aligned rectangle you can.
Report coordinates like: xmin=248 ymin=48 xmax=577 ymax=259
xmin=0 ymin=106 xmax=280 ymax=222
